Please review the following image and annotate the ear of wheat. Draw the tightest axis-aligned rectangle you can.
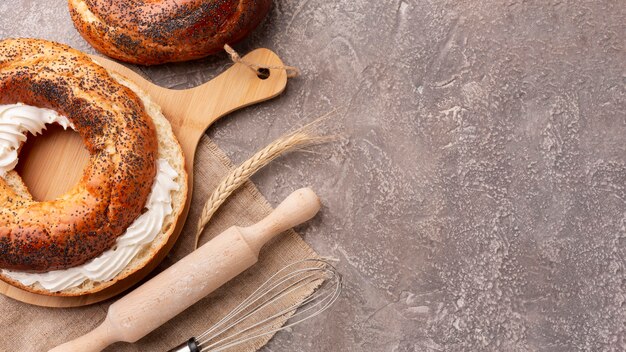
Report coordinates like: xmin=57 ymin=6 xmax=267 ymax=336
xmin=194 ymin=115 xmax=338 ymax=249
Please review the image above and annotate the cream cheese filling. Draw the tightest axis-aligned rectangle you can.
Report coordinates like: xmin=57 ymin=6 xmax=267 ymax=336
xmin=0 ymin=103 xmax=73 ymax=175
xmin=0 ymin=104 xmax=178 ymax=291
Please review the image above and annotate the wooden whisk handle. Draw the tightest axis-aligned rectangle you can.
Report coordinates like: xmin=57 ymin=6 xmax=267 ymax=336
xmin=49 ymin=188 xmax=321 ymax=352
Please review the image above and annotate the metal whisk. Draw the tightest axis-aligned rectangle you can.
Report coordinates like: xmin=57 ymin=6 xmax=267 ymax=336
xmin=167 ymin=259 xmax=342 ymax=352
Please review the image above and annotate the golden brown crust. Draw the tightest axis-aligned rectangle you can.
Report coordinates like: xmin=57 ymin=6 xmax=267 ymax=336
xmin=0 ymin=70 xmax=188 ymax=297
xmin=0 ymin=38 xmax=158 ymax=272
xmin=68 ymin=0 xmax=272 ymax=65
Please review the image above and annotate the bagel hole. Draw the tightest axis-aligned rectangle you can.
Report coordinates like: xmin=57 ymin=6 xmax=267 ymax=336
xmin=16 ymin=124 xmax=89 ymax=202
xmin=257 ymin=68 xmax=270 ymax=80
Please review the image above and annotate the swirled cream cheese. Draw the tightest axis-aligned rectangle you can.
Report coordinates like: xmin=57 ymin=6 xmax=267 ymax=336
xmin=0 ymin=104 xmax=73 ymax=175
xmin=0 ymin=104 xmax=179 ymax=291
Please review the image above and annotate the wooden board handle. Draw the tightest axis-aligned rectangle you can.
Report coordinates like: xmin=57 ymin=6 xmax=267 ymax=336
xmin=176 ymin=48 xmax=290 ymax=131
xmin=49 ymin=188 xmax=321 ymax=352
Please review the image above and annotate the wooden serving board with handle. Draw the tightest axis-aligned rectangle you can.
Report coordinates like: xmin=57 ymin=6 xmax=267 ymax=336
xmin=0 ymin=48 xmax=289 ymax=308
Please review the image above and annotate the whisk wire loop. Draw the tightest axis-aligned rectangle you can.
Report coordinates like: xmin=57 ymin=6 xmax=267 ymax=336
xmin=199 ymin=271 xmax=321 ymax=345
xmin=192 ymin=259 xmax=342 ymax=352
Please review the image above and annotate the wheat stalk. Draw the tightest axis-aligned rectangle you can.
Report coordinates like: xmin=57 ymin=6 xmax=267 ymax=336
xmin=194 ymin=121 xmax=335 ymax=249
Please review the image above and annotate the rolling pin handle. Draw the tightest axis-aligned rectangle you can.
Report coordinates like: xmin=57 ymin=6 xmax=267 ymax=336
xmin=47 ymin=320 xmax=115 ymax=352
xmin=240 ymin=187 xmax=321 ymax=253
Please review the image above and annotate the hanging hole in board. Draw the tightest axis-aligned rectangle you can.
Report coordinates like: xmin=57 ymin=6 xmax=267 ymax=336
xmin=257 ymin=68 xmax=270 ymax=80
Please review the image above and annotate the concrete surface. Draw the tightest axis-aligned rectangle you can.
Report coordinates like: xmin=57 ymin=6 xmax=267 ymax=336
xmin=2 ymin=0 xmax=625 ymax=351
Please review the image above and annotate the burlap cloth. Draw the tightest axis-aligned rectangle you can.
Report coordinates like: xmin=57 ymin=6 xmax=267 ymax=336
xmin=0 ymin=135 xmax=319 ymax=351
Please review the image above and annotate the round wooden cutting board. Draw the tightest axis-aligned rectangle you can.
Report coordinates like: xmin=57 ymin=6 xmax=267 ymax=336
xmin=0 ymin=49 xmax=289 ymax=307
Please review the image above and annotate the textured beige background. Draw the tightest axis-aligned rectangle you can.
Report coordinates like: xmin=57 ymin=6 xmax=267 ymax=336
xmin=1 ymin=0 xmax=625 ymax=351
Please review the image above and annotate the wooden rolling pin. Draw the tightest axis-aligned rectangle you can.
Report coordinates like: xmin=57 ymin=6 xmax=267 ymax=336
xmin=49 ymin=188 xmax=321 ymax=352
